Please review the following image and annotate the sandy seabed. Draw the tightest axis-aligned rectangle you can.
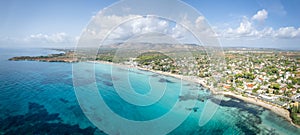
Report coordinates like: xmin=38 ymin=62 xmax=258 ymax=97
xmin=91 ymin=60 xmax=300 ymax=128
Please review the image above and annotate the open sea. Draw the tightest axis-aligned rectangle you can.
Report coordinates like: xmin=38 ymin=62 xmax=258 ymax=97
xmin=0 ymin=48 xmax=300 ymax=135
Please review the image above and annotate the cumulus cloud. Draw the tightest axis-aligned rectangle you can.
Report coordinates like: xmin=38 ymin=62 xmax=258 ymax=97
xmin=80 ymin=14 xmax=214 ymax=45
xmin=171 ymin=23 xmax=188 ymax=39
xmin=252 ymin=9 xmax=268 ymax=22
xmin=195 ymin=16 xmax=206 ymax=29
xmin=1 ymin=14 xmax=215 ymax=48
xmin=0 ymin=32 xmax=76 ymax=48
xmin=107 ymin=16 xmax=170 ymax=41
xmin=26 ymin=32 xmax=73 ymax=43
xmin=223 ymin=21 xmax=300 ymax=39
xmin=275 ymin=27 xmax=300 ymax=38
xmin=73 ymin=9 xmax=223 ymax=48
xmin=223 ymin=18 xmax=257 ymax=38
xmin=236 ymin=18 xmax=254 ymax=35
xmin=221 ymin=9 xmax=300 ymax=40
xmin=79 ymin=14 xmax=141 ymax=45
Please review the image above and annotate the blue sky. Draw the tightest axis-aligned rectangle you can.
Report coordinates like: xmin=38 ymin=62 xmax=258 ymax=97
xmin=186 ymin=0 xmax=300 ymax=28
xmin=0 ymin=0 xmax=299 ymax=49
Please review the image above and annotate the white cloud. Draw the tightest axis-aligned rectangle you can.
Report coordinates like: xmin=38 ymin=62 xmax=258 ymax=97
xmin=226 ymin=25 xmax=300 ymax=39
xmin=195 ymin=16 xmax=206 ymax=30
xmin=82 ymin=14 xmax=198 ymax=43
xmin=221 ymin=10 xmax=300 ymax=40
xmin=223 ymin=18 xmax=257 ymax=38
xmin=275 ymin=27 xmax=300 ymax=38
xmin=106 ymin=16 xmax=171 ymax=41
xmin=79 ymin=14 xmax=141 ymax=45
xmin=26 ymin=32 xmax=73 ymax=43
xmin=236 ymin=18 xmax=254 ymax=35
xmin=0 ymin=32 xmax=75 ymax=48
xmin=171 ymin=24 xmax=187 ymax=39
xmin=222 ymin=20 xmax=300 ymax=39
xmin=2 ymin=14 xmax=213 ymax=47
xmin=78 ymin=13 xmax=218 ymax=46
xmin=252 ymin=9 xmax=268 ymax=22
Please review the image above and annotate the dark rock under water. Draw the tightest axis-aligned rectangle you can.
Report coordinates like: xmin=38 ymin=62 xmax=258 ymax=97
xmin=0 ymin=102 xmax=99 ymax=135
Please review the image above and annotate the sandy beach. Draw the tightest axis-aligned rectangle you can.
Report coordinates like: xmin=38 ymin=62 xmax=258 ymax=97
xmin=219 ymin=92 xmax=298 ymax=127
xmin=91 ymin=60 xmax=300 ymax=128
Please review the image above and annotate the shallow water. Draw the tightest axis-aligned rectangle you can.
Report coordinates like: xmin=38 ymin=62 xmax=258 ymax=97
xmin=0 ymin=48 xmax=299 ymax=135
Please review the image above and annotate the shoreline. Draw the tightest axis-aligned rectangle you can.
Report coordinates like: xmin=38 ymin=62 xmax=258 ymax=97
xmin=91 ymin=60 xmax=300 ymax=128
xmin=220 ymin=92 xmax=300 ymax=128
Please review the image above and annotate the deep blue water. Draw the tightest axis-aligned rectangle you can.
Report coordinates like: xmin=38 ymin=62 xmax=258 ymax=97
xmin=0 ymin=48 xmax=300 ymax=135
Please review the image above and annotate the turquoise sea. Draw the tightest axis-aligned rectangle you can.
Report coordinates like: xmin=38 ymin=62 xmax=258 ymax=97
xmin=1 ymin=48 xmax=300 ymax=135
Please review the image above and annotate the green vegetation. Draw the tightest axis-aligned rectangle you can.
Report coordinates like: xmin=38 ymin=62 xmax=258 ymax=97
xmin=136 ymin=52 xmax=170 ymax=65
xmin=8 ymin=51 xmax=78 ymax=63
xmin=252 ymin=85 xmax=260 ymax=93
xmin=269 ymin=83 xmax=280 ymax=90
xmin=234 ymin=72 xmax=255 ymax=80
xmin=230 ymin=86 xmax=235 ymax=91
xmin=96 ymin=55 xmax=113 ymax=62
xmin=135 ymin=52 xmax=176 ymax=72
xmin=290 ymin=105 xmax=300 ymax=125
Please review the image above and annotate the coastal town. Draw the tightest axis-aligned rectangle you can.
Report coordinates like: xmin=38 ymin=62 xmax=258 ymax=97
xmin=127 ymin=47 xmax=300 ymax=126
xmin=9 ymin=44 xmax=300 ymax=126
